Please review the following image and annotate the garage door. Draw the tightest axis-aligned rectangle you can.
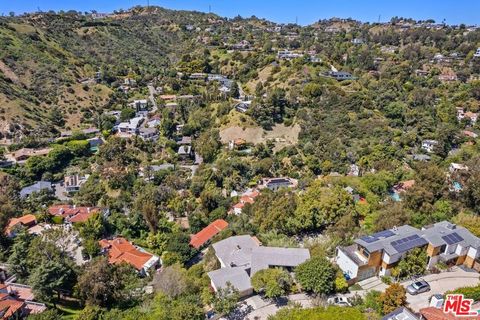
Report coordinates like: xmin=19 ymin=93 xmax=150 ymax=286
xmin=357 ymin=267 xmax=376 ymax=281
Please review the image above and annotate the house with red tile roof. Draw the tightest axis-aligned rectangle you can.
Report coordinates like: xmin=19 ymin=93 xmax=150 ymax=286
xmin=99 ymin=237 xmax=159 ymax=275
xmin=4 ymin=215 xmax=37 ymax=238
xmin=0 ymin=298 xmax=25 ymax=320
xmin=0 ymin=282 xmax=46 ymax=318
xmin=189 ymin=219 xmax=229 ymax=249
xmin=231 ymin=190 xmax=260 ymax=215
xmin=420 ymin=306 xmax=480 ymax=320
xmin=48 ymin=205 xmax=108 ymax=224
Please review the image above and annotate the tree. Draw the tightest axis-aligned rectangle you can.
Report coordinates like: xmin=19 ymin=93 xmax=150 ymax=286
xmin=363 ymin=290 xmax=382 ymax=314
xmin=75 ymin=257 xmax=140 ymax=307
xmin=152 ymin=264 xmax=188 ymax=298
xmin=453 ymin=212 xmax=480 ymax=237
xmin=7 ymin=231 xmax=33 ymax=282
xmin=49 ymin=106 xmax=65 ymax=126
xmin=251 ymin=268 xmax=292 ymax=298
xmin=379 ymin=283 xmax=407 ymax=315
xmin=28 ymin=309 xmax=62 ymax=320
xmin=77 ymin=212 xmax=105 ymax=240
xmin=194 ymin=129 xmax=221 ymax=163
xmin=212 ymin=282 xmax=239 ymax=315
xmin=29 ymin=259 xmax=76 ymax=305
xmin=396 ymin=247 xmax=427 ymax=279
xmin=295 ymin=257 xmax=336 ymax=295
xmin=269 ymin=306 xmax=366 ymax=320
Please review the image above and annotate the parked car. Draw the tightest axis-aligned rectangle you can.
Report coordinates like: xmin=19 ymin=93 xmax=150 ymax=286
xmin=406 ymin=280 xmax=430 ymax=295
xmin=327 ymin=296 xmax=351 ymax=306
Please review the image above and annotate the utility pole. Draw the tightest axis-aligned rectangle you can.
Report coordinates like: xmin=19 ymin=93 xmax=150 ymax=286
xmin=209 ymin=5 xmax=211 ymax=13
xmin=295 ymin=16 xmax=298 ymax=25
xmin=378 ymin=14 xmax=381 ymax=23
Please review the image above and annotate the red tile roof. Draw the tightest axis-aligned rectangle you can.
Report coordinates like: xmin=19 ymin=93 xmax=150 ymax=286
xmin=420 ymin=307 xmax=480 ymax=320
xmin=99 ymin=238 xmax=156 ymax=270
xmin=5 ymin=214 xmax=36 ymax=236
xmin=189 ymin=219 xmax=228 ymax=249
xmin=0 ymin=298 xmax=25 ymax=319
xmin=48 ymin=205 xmax=100 ymax=223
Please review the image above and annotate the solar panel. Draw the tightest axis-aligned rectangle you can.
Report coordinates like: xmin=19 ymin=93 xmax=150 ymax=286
xmin=442 ymin=232 xmax=464 ymax=245
xmin=360 ymin=236 xmax=378 ymax=243
xmin=391 ymin=234 xmax=428 ymax=253
xmin=374 ymin=230 xmax=396 ymax=238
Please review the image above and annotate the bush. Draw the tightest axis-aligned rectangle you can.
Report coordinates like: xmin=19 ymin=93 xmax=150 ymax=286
xmin=381 ymin=276 xmax=392 ymax=285
xmin=51 ymin=216 xmax=64 ymax=224
xmin=295 ymin=257 xmax=336 ymax=295
xmin=447 ymin=284 xmax=480 ymax=301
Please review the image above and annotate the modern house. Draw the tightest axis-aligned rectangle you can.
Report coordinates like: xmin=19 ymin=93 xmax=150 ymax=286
xmin=474 ymin=48 xmax=480 ymax=58
xmin=421 ymin=140 xmax=438 ymax=153
xmin=20 ymin=181 xmax=52 ymax=198
xmin=259 ymin=177 xmax=298 ymax=191
xmin=336 ymin=221 xmax=480 ymax=284
xmin=87 ymin=137 xmax=104 ymax=152
xmin=326 ymin=71 xmax=355 ymax=81
xmin=131 ymin=99 xmax=148 ymax=111
xmin=235 ymin=101 xmax=251 ymax=113
xmin=6 ymin=148 xmax=51 ymax=164
xmin=99 ymin=237 xmax=160 ymax=276
xmin=189 ymin=219 xmax=229 ymax=249
xmin=64 ymin=174 xmax=88 ymax=194
xmin=117 ymin=117 xmax=144 ymax=135
xmin=139 ymin=127 xmax=158 ymax=141
xmin=207 ymin=235 xmax=310 ymax=297
xmin=381 ymin=307 xmax=419 ymax=320
xmin=178 ymin=145 xmax=193 ymax=159
xmin=5 ymin=214 xmax=37 ymax=238
xmin=449 ymin=163 xmax=468 ymax=173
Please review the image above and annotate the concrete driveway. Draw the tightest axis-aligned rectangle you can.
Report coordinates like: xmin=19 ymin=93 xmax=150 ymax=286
xmin=405 ymin=269 xmax=480 ymax=311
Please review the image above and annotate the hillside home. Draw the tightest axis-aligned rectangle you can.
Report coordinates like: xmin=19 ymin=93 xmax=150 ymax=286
xmin=48 ymin=205 xmax=108 ymax=224
xmin=6 ymin=148 xmax=51 ymax=163
xmin=20 ymin=181 xmax=52 ymax=198
xmin=336 ymin=221 xmax=480 ymax=284
xmin=177 ymin=145 xmax=193 ymax=159
xmin=277 ymin=50 xmax=303 ymax=60
xmin=474 ymin=48 xmax=480 ymax=58
xmin=259 ymin=177 xmax=298 ymax=191
xmin=207 ymin=235 xmax=310 ymax=297
xmin=231 ymin=189 xmax=260 ymax=215
xmin=235 ymin=101 xmax=251 ymax=113
xmin=118 ymin=117 xmax=144 ymax=135
xmin=326 ymin=71 xmax=355 ymax=81
xmin=421 ymin=140 xmax=438 ymax=153
xmin=87 ymin=137 xmax=104 ymax=152
xmin=189 ymin=219 xmax=228 ymax=249
xmin=99 ymin=237 xmax=160 ymax=276
xmin=449 ymin=163 xmax=468 ymax=173
xmin=139 ymin=127 xmax=158 ymax=141
xmin=5 ymin=215 xmax=37 ymax=238
xmin=131 ymin=99 xmax=148 ymax=111
xmin=0 ymin=282 xmax=46 ymax=318
xmin=463 ymin=130 xmax=478 ymax=138
xmin=64 ymin=174 xmax=88 ymax=194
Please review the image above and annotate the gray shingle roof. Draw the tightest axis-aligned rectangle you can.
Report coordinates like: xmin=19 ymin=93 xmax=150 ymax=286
xmin=207 ymin=267 xmax=252 ymax=293
xmin=355 ymin=225 xmax=422 ymax=255
xmin=421 ymin=221 xmax=480 ymax=249
xmin=212 ymin=235 xmax=259 ymax=269
xmin=20 ymin=181 xmax=52 ymax=198
xmin=250 ymin=246 xmax=310 ymax=275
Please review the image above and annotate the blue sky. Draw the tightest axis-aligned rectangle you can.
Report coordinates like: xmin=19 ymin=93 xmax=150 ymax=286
xmin=1 ymin=1 xmax=479 ymax=26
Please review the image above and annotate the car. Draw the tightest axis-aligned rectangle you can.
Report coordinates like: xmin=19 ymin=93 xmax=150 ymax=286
xmin=406 ymin=280 xmax=430 ymax=295
xmin=327 ymin=296 xmax=351 ymax=306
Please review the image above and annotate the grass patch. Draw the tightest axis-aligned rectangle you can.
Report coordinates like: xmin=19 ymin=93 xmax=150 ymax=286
xmin=54 ymin=298 xmax=83 ymax=319
xmin=349 ymin=283 xmax=363 ymax=291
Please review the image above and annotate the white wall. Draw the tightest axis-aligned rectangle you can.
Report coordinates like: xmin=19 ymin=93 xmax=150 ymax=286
xmin=336 ymin=249 xmax=359 ymax=280
xmin=467 ymin=247 xmax=478 ymax=259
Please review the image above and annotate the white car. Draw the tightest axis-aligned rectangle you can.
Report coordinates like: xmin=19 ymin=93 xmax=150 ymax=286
xmin=327 ymin=296 xmax=351 ymax=307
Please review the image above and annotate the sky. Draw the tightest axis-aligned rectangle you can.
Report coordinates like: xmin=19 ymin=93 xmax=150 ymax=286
xmin=1 ymin=0 xmax=479 ymax=26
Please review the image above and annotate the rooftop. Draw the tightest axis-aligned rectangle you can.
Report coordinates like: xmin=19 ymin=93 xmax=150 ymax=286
xmin=99 ymin=237 xmax=158 ymax=271
xmin=189 ymin=219 xmax=228 ymax=249
xmin=207 ymin=267 xmax=252 ymax=293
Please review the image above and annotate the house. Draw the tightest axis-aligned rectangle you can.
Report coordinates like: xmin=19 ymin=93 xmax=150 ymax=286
xmin=177 ymin=136 xmax=192 ymax=145
xmin=0 ymin=282 xmax=46 ymax=317
xmin=231 ymin=189 xmax=260 ymax=215
xmin=420 ymin=306 xmax=480 ymax=319
xmin=189 ymin=73 xmax=207 ymax=80
xmin=231 ymin=40 xmax=250 ymax=50
xmin=228 ymin=138 xmax=247 ymax=151
xmin=413 ymin=154 xmax=431 ymax=162
xmin=381 ymin=307 xmax=419 ymax=320
xmin=421 ymin=140 xmax=438 ymax=153
xmin=336 ymin=221 xmax=480 ymax=284
xmin=235 ymin=101 xmax=251 ymax=113
xmin=64 ymin=174 xmax=88 ymax=194
xmin=87 ymin=137 xmax=103 ymax=152
xmin=351 ymin=38 xmax=365 ymax=45
xmin=465 ymin=112 xmax=479 ymax=124
xmin=5 ymin=214 xmax=37 ymax=238
xmin=189 ymin=219 xmax=228 ymax=249
xmin=178 ymin=146 xmax=193 ymax=159
xmin=207 ymin=235 xmax=310 ymax=297
xmin=131 ymin=99 xmax=148 ymax=111
xmin=391 ymin=180 xmax=415 ymax=201
xmin=449 ymin=163 xmax=468 ymax=173
xmin=6 ymin=148 xmax=51 ymax=163
xmin=139 ymin=127 xmax=158 ymax=141
xmin=474 ymin=48 xmax=480 ymax=58
xmin=438 ymin=73 xmax=458 ymax=82
xmin=463 ymin=130 xmax=478 ymax=138
xmin=326 ymin=71 xmax=355 ymax=81
xmin=99 ymin=237 xmax=160 ymax=275
xmin=48 ymin=205 xmax=108 ymax=224
xmin=259 ymin=177 xmax=298 ymax=191
xmin=20 ymin=181 xmax=52 ymax=198
xmin=347 ymin=164 xmax=360 ymax=176
xmin=277 ymin=50 xmax=303 ymax=60
xmin=117 ymin=117 xmax=144 ymax=135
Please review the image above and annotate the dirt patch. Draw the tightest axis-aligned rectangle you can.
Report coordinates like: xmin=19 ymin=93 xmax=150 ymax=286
xmin=0 ymin=60 xmax=20 ymax=84
xmin=220 ymin=123 xmax=300 ymax=151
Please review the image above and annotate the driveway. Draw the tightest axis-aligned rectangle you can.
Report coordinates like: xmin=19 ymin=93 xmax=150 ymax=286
xmin=239 ymin=268 xmax=480 ymax=319
xmin=405 ymin=269 xmax=480 ymax=311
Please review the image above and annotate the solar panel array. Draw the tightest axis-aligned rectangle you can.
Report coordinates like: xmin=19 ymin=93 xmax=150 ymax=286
xmin=390 ymin=234 xmax=428 ymax=253
xmin=442 ymin=232 xmax=464 ymax=245
xmin=360 ymin=229 xmax=396 ymax=244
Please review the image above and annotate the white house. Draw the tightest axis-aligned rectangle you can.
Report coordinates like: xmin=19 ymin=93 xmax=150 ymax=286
xmin=421 ymin=140 xmax=438 ymax=153
xmin=118 ymin=117 xmax=144 ymax=134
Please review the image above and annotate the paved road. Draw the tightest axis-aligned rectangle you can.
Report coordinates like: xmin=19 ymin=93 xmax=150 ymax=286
xmin=239 ymin=268 xmax=480 ymax=320
xmin=147 ymin=84 xmax=158 ymax=112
